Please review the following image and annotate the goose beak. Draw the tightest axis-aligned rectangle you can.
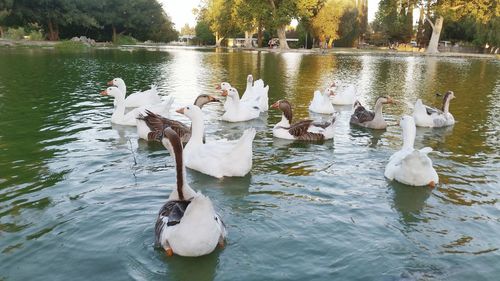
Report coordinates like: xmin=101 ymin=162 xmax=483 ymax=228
xmin=209 ymin=95 xmax=220 ymax=102
xmin=221 ymin=90 xmax=228 ymax=97
xmin=107 ymin=80 xmax=113 ymax=86
xmin=176 ymin=108 xmax=185 ymax=115
xmin=329 ymin=90 xmax=336 ymax=96
xmin=215 ymin=84 xmax=221 ymax=90
xmin=271 ymin=101 xmax=279 ymax=109
xmin=100 ymin=90 xmax=108 ymax=96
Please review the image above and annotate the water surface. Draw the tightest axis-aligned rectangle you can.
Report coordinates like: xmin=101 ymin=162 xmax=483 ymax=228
xmin=0 ymin=48 xmax=499 ymax=281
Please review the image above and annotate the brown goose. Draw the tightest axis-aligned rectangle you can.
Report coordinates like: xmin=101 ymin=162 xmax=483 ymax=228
xmin=271 ymin=100 xmax=336 ymax=141
xmin=350 ymin=96 xmax=394 ymax=129
xmin=137 ymin=94 xmax=219 ymax=142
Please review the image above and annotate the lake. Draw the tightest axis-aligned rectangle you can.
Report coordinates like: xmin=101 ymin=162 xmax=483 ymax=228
xmin=0 ymin=47 xmax=499 ymax=281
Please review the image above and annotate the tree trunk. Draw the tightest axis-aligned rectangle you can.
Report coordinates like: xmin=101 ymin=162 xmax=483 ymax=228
xmin=215 ymin=32 xmax=224 ymax=47
xmin=0 ymin=26 xmax=3 ymax=38
xmin=47 ymin=19 xmax=59 ymax=41
xmin=257 ymin=21 xmax=263 ymax=48
xmin=244 ymin=31 xmax=253 ymax=48
xmin=112 ymin=25 xmax=117 ymax=43
xmin=277 ymin=25 xmax=289 ymax=49
xmin=426 ymin=16 xmax=443 ymax=54
xmin=416 ymin=5 xmax=425 ymax=49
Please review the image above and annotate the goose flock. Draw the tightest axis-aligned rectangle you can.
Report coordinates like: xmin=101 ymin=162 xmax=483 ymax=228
xmin=100 ymin=76 xmax=456 ymax=257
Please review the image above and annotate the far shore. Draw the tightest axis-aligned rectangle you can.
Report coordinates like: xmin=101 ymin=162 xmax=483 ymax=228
xmin=1 ymin=38 xmax=498 ymax=60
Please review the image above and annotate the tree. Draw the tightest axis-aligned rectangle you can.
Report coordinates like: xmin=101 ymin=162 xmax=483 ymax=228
xmin=195 ymin=20 xmax=215 ymax=45
xmin=203 ymin=0 xmax=237 ymax=47
xmin=425 ymin=0 xmax=499 ymax=53
xmin=180 ymin=23 xmax=195 ymax=36
xmin=311 ymin=0 xmax=344 ymax=47
xmin=373 ymin=0 xmax=413 ymax=44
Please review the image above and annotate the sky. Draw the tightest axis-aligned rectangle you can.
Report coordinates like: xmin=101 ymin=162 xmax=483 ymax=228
xmin=160 ymin=0 xmax=381 ymax=31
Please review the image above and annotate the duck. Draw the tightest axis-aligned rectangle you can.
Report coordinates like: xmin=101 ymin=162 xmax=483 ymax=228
xmin=331 ymin=83 xmax=357 ymax=105
xmin=309 ymin=86 xmax=335 ymax=114
xmin=350 ymin=96 xmax=395 ymax=129
xmin=177 ymin=105 xmax=256 ymax=178
xmin=240 ymin=75 xmax=269 ymax=112
xmin=155 ymin=127 xmax=226 ymax=257
xmin=108 ymin=77 xmax=162 ymax=107
xmin=221 ymin=87 xmax=261 ymax=122
xmin=413 ymin=91 xmax=455 ymax=127
xmin=272 ymin=100 xmax=336 ymax=141
xmin=384 ymin=115 xmax=439 ymax=187
xmin=100 ymin=86 xmax=173 ymax=126
xmin=136 ymin=94 xmax=220 ymax=142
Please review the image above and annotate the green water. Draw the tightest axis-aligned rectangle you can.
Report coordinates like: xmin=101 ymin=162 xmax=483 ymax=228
xmin=0 ymin=48 xmax=499 ymax=281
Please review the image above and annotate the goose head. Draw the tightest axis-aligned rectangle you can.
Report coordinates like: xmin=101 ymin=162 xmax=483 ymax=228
xmin=375 ymin=96 xmax=395 ymax=105
xmin=107 ymin=78 xmax=125 ymax=89
xmin=216 ymin=82 xmax=231 ymax=91
xmin=326 ymin=87 xmax=336 ymax=97
xmin=271 ymin=99 xmax=293 ymax=123
xmin=247 ymin=74 xmax=254 ymax=84
xmin=193 ymin=94 xmax=220 ymax=108
xmin=176 ymin=104 xmax=203 ymax=120
xmin=221 ymin=87 xmax=239 ymax=100
xmin=100 ymin=86 xmax=124 ymax=98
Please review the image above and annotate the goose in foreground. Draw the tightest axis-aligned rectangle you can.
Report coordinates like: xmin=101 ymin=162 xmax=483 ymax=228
xmin=100 ymin=87 xmax=173 ymax=126
xmin=272 ymin=100 xmax=336 ymax=141
xmin=178 ymin=105 xmax=256 ymax=178
xmin=221 ymin=87 xmax=261 ymax=122
xmin=240 ymin=74 xmax=269 ymax=112
xmin=384 ymin=115 xmax=438 ymax=187
xmin=108 ymin=77 xmax=162 ymax=107
xmin=331 ymin=83 xmax=357 ymax=105
xmin=155 ymin=127 xmax=226 ymax=257
xmin=413 ymin=91 xmax=455 ymax=127
xmin=309 ymin=86 xmax=335 ymax=114
xmin=136 ymin=94 xmax=220 ymax=142
xmin=350 ymin=96 xmax=395 ymax=129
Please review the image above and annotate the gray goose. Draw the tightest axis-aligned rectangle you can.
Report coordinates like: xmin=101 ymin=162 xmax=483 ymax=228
xmin=350 ymin=96 xmax=395 ymax=129
xmin=271 ymin=100 xmax=336 ymax=141
xmin=137 ymin=94 xmax=219 ymax=143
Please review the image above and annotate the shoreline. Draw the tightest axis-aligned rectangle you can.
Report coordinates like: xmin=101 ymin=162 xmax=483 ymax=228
xmin=1 ymin=38 xmax=498 ymax=59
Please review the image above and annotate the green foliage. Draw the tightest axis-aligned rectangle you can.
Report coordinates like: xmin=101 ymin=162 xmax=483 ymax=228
xmin=4 ymin=26 xmax=25 ymax=39
xmin=113 ymin=35 xmax=137 ymax=45
xmin=28 ymin=29 xmax=43 ymax=40
xmin=373 ymin=0 xmax=413 ymax=43
xmin=54 ymin=40 xmax=88 ymax=50
xmin=195 ymin=20 xmax=215 ymax=45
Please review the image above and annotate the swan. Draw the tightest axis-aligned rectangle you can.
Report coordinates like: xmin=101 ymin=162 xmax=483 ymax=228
xmin=240 ymin=75 xmax=269 ymax=112
xmin=331 ymin=83 xmax=357 ymax=105
xmin=350 ymin=96 xmax=395 ymax=129
xmin=384 ymin=115 xmax=439 ymax=187
xmin=136 ymin=94 xmax=220 ymax=142
xmin=155 ymin=127 xmax=226 ymax=257
xmin=108 ymin=77 xmax=162 ymax=107
xmin=309 ymin=87 xmax=335 ymax=114
xmin=272 ymin=100 xmax=336 ymax=141
xmin=100 ymin=87 xmax=173 ymax=126
xmin=413 ymin=91 xmax=455 ymax=127
xmin=177 ymin=105 xmax=256 ymax=178
xmin=221 ymin=87 xmax=261 ymax=122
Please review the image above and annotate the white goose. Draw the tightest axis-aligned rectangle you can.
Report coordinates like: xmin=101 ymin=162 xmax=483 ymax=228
xmin=309 ymin=87 xmax=335 ymax=114
xmin=221 ymin=87 xmax=261 ymax=122
xmin=331 ymin=83 xmax=357 ymax=105
xmin=413 ymin=91 xmax=456 ymax=127
xmin=155 ymin=127 xmax=226 ymax=257
xmin=100 ymin=87 xmax=173 ymax=126
xmin=384 ymin=115 xmax=439 ymax=187
xmin=241 ymin=75 xmax=269 ymax=112
xmin=108 ymin=77 xmax=162 ymax=107
xmin=177 ymin=105 xmax=256 ymax=178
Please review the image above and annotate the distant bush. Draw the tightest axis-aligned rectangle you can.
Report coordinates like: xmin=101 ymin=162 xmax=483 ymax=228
xmin=5 ymin=27 xmax=26 ymax=40
xmin=28 ymin=30 xmax=44 ymax=41
xmin=114 ymin=35 xmax=137 ymax=45
xmin=54 ymin=40 xmax=89 ymax=51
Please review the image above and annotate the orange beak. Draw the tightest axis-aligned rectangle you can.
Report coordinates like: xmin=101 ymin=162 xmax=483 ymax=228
xmin=107 ymin=80 xmax=113 ymax=86
xmin=271 ymin=101 xmax=279 ymax=109
xmin=330 ymin=82 xmax=336 ymax=87
xmin=215 ymin=84 xmax=221 ymax=90
xmin=329 ymin=90 xmax=336 ymax=96
xmin=100 ymin=90 xmax=108 ymax=96
xmin=221 ymin=90 xmax=228 ymax=97
xmin=176 ymin=107 xmax=185 ymax=114
xmin=428 ymin=181 xmax=435 ymax=189
xmin=209 ymin=95 xmax=220 ymax=102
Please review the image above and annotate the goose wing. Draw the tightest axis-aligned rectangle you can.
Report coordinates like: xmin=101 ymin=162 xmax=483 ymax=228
xmin=155 ymin=200 xmax=191 ymax=245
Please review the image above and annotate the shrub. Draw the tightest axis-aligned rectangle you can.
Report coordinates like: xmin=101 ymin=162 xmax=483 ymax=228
xmin=28 ymin=30 xmax=44 ymax=41
xmin=114 ymin=34 xmax=137 ymax=45
xmin=5 ymin=27 xmax=26 ymax=40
